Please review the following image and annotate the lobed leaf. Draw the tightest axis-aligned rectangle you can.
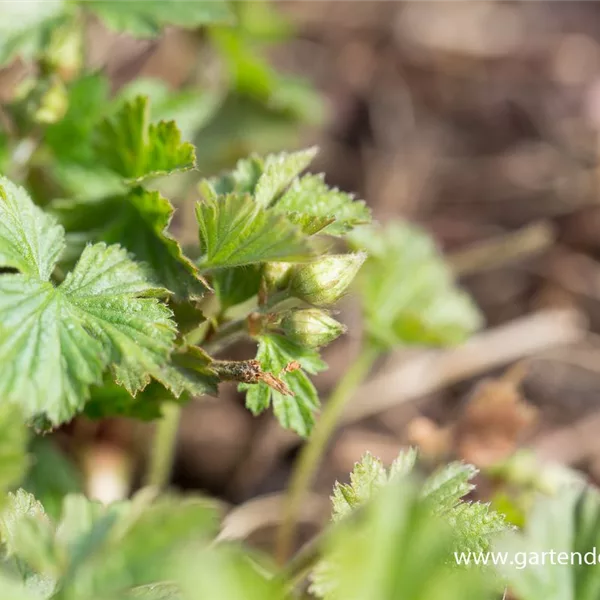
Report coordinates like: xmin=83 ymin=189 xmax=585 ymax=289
xmin=196 ymin=193 xmax=311 ymax=270
xmin=94 ymin=96 xmax=195 ymax=182
xmin=349 ymin=222 xmax=483 ymax=349
xmin=275 ymin=174 xmax=371 ymax=236
xmin=239 ymin=333 xmax=326 ymax=437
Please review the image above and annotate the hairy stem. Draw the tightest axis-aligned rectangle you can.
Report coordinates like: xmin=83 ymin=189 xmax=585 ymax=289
xmin=275 ymin=344 xmax=380 ymax=564
xmin=145 ymin=402 xmax=182 ymax=490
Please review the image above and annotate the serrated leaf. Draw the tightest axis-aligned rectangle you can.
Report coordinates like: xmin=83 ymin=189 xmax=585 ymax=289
xmin=0 ymin=180 xmax=177 ymax=424
xmin=206 ymin=155 xmax=265 ymax=197
xmin=254 ymin=147 xmax=317 ymax=207
xmin=275 ymin=174 xmax=371 ymax=236
xmin=239 ymin=334 xmax=325 ymax=437
xmin=0 ymin=1 xmax=66 ymax=66
xmin=196 ymin=193 xmax=311 ymax=270
xmin=84 ymin=0 xmax=233 ymax=38
xmin=312 ymin=480 xmax=495 ymax=600
xmin=0 ymin=177 xmax=65 ymax=280
xmin=349 ymin=222 xmax=483 ymax=349
xmin=52 ymin=189 xmax=209 ymax=300
xmin=497 ymin=480 xmax=600 ymax=600
xmin=95 ymin=96 xmax=195 ymax=182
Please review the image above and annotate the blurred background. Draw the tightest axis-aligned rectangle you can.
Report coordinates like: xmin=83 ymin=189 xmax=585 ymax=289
xmin=13 ymin=0 xmax=600 ymax=552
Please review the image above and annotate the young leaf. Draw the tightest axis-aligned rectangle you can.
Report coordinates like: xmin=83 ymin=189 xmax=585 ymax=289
xmin=349 ymin=222 xmax=483 ymax=349
xmin=312 ymin=479 xmax=496 ymax=600
xmin=254 ymin=147 xmax=317 ymax=207
xmin=196 ymin=193 xmax=311 ymax=270
xmin=94 ymin=96 xmax=195 ymax=182
xmin=239 ymin=334 xmax=326 ymax=437
xmin=207 ymin=156 xmax=265 ymax=196
xmin=274 ymin=174 xmax=371 ymax=236
xmin=83 ymin=0 xmax=233 ymax=38
xmin=498 ymin=479 xmax=600 ymax=600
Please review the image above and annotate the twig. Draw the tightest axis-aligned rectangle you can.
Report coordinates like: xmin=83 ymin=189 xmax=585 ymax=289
xmin=341 ymin=308 xmax=586 ymax=425
xmin=449 ymin=221 xmax=555 ymax=277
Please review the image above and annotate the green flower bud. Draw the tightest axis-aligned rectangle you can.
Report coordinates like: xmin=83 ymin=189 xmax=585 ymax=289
xmin=263 ymin=261 xmax=293 ymax=291
xmin=34 ymin=79 xmax=68 ymax=125
xmin=281 ymin=309 xmax=346 ymax=348
xmin=289 ymin=253 xmax=366 ymax=306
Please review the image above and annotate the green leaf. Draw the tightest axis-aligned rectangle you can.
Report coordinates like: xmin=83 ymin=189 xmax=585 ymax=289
xmin=84 ymin=0 xmax=233 ymax=38
xmin=349 ymin=222 xmax=483 ymax=349
xmin=498 ymin=479 xmax=600 ymax=600
xmin=0 ymin=1 xmax=66 ymax=66
xmin=254 ymin=147 xmax=317 ymax=207
xmin=312 ymin=479 xmax=496 ymax=600
xmin=22 ymin=438 xmax=82 ymax=522
xmin=212 ymin=265 xmax=262 ymax=311
xmin=196 ymin=193 xmax=311 ymax=270
xmin=0 ymin=179 xmax=178 ymax=423
xmin=0 ymin=177 xmax=65 ymax=280
xmin=52 ymin=189 xmax=209 ymax=300
xmin=275 ymin=174 xmax=371 ymax=236
xmin=177 ymin=546 xmax=285 ymax=600
xmin=94 ymin=96 xmax=195 ymax=182
xmin=239 ymin=333 xmax=325 ymax=437
xmin=206 ymin=156 xmax=265 ymax=197
xmin=115 ymin=78 xmax=223 ymax=142
xmin=0 ymin=404 xmax=29 ymax=510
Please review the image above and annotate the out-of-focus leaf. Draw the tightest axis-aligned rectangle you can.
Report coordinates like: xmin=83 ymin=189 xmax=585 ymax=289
xmin=498 ymin=478 xmax=600 ymax=600
xmin=115 ymin=79 xmax=224 ymax=142
xmin=0 ymin=404 xmax=28 ymax=507
xmin=177 ymin=546 xmax=285 ymax=600
xmin=312 ymin=479 xmax=496 ymax=600
xmin=83 ymin=0 xmax=233 ymax=38
xmin=349 ymin=222 xmax=483 ymax=349
xmin=0 ymin=1 xmax=66 ymax=66
xmin=196 ymin=193 xmax=310 ymax=270
xmin=94 ymin=97 xmax=195 ymax=182
xmin=239 ymin=333 xmax=326 ymax=437
xmin=22 ymin=439 xmax=82 ymax=522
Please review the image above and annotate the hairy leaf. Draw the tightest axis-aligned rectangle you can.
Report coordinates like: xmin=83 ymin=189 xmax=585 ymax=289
xmin=349 ymin=222 xmax=483 ymax=349
xmin=254 ymin=147 xmax=317 ymax=207
xmin=312 ymin=480 xmax=495 ymax=600
xmin=275 ymin=174 xmax=371 ymax=236
xmin=94 ymin=96 xmax=195 ymax=182
xmin=84 ymin=0 xmax=233 ymax=38
xmin=196 ymin=193 xmax=310 ymax=270
xmin=239 ymin=334 xmax=325 ymax=437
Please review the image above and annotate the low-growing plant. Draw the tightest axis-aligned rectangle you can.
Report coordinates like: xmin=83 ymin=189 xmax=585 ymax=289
xmin=1 ymin=2 xmax=599 ymax=599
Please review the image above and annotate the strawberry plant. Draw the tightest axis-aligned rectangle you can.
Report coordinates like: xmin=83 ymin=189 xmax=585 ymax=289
xmin=0 ymin=2 xmax=596 ymax=599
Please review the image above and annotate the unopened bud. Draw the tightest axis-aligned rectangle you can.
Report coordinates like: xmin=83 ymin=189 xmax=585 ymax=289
xmin=263 ymin=261 xmax=293 ymax=291
xmin=281 ymin=309 xmax=346 ymax=348
xmin=34 ymin=79 xmax=68 ymax=124
xmin=289 ymin=253 xmax=366 ymax=306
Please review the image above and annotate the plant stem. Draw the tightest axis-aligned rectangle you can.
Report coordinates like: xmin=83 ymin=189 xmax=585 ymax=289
xmin=275 ymin=344 xmax=380 ymax=564
xmin=202 ymin=318 xmax=248 ymax=355
xmin=145 ymin=402 xmax=181 ymax=490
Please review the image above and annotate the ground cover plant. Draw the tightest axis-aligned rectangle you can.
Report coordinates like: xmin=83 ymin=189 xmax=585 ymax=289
xmin=1 ymin=2 xmax=600 ymax=599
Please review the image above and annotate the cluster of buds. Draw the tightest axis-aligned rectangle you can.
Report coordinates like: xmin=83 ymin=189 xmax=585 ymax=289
xmin=263 ymin=253 xmax=365 ymax=348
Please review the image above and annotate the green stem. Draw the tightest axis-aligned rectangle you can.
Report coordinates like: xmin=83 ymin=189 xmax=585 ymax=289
xmin=275 ymin=344 xmax=380 ymax=564
xmin=145 ymin=402 xmax=182 ymax=490
xmin=202 ymin=318 xmax=248 ymax=355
